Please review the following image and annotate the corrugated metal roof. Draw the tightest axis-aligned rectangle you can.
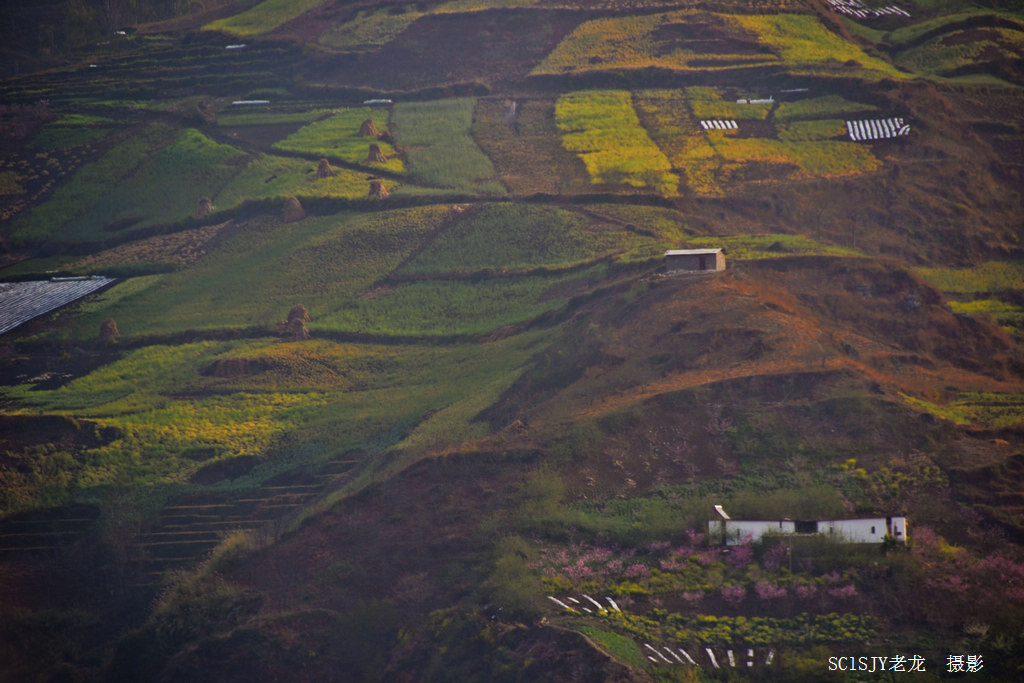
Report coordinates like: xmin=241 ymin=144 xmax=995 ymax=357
xmin=0 ymin=277 xmax=116 ymax=335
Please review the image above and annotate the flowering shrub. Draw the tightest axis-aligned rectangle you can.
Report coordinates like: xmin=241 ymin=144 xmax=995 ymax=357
xmin=696 ymin=548 xmax=722 ymax=566
xmin=726 ymin=542 xmax=754 ymax=569
xmin=625 ymin=563 xmax=650 ymax=578
xmin=826 ymin=584 xmax=858 ymax=599
xmin=755 ymin=581 xmax=787 ymax=600
xmin=794 ymin=583 xmax=818 ymax=600
xmin=908 ymin=526 xmax=1024 ymax=623
xmin=763 ymin=542 xmax=789 ymax=571
xmin=721 ymin=584 xmax=746 ymax=605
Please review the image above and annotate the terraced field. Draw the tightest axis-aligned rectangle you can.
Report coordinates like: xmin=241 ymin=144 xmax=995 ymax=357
xmin=532 ymin=10 xmax=905 ymax=79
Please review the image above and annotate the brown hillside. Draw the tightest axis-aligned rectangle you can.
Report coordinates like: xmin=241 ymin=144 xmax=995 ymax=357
xmin=481 ymin=260 xmax=1020 ymax=438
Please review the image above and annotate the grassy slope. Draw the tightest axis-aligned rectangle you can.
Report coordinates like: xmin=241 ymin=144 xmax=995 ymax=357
xmin=272 ymin=107 xmax=404 ymax=174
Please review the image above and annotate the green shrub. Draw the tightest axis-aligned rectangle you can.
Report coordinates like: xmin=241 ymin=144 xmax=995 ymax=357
xmin=484 ymin=536 xmax=547 ymax=619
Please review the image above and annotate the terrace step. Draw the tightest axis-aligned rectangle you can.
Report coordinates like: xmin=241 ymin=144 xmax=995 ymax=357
xmin=0 ymin=505 xmax=100 ymax=555
xmin=0 ymin=531 xmax=87 ymax=548
xmin=156 ymin=520 xmax=274 ymax=531
xmin=140 ymin=540 xmax=220 ymax=560
xmin=0 ymin=453 xmax=362 ymax=589
xmin=145 ymin=530 xmax=225 ymax=542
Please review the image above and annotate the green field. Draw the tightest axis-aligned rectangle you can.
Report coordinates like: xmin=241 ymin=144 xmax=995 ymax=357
xmin=0 ymin=333 xmax=540 ymax=512
xmin=532 ymin=11 xmax=770 ymax=75
xmin=11 ymin=125 xmax=243 ymax=242
xmin=916 ymin=261 xmax=1024 ymax=293
xmin=886 ymin=10 xmax=1024 ymax=45
xmin=774 ymin=95 xmax=879 ymax=121
xmin=916 ymin=261 xmax=1024 ymax=336
xmin=901 ymin=392 xmax=1024 ymax=428
xmin=397 ymin=203 xmax=659 ymax=275
xmin=30 ymin=124 xmax=112 ymax=150
xmin=733 ymin=14 xmax=905 ymax=78
xmin=687 ymin=86 xmax=773 ymax=121
xmin=712 ymin=137 xmax=880 ymax=178
xmin=894 ymin=25 xmax=1024 ymax=77
xmin=316 ymin=265 xmax=607 ymax=336
xmin=632 ymin=90 xmax=720 ymax=197
xmin=390 ymin=99 xmax=505 ymax=193
xmin=66 ymin=207 xmax=453 ymax=338
xmin=556 ymin=90 xmax=679 ymax=197
xmin=214 ymin=154 xmax=397 ymax=207
xmin=273 ymin=108 xmax=404 ymax=173
xmin=57 ymin=201 xmax=624 ymax=340
xmin=631 ymin=88 xmax=881 ymax=197
xmin=318 ymin=6 xmax=423 ymax=50
xmin=58 ymin=204 xmax=620 ymax=340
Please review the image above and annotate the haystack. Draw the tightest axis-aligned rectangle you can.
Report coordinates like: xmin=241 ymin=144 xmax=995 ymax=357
xmin=377 ymin=130 xmax=394 ymax=145
xmin=316 ymin=158 xmax=336 ymax=179
xmin=285 ymin=317 xmax=310 ymax=341
xmin=281 ymin=196 xmax=305 ymax=223
xmin=196 ymin=197 xmax=214 ymax=217
xmin=287 ymin=303 xmax=311 ymax=324
xmin=368 ymin=179 xmax=390 ymax=199
xmin=99 ymin=318 xmax=119 ymax=344
xmin=358 ymin=118 xmax=379 ymax=137
xmin=365 ymin=143 xmax=387 ymax=164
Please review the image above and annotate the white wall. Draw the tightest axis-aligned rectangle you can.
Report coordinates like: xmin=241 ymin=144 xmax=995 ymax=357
xmin=709 ymin=517 xmax=908 ymax=545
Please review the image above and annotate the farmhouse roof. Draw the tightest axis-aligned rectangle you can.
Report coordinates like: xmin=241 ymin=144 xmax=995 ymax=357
xmin=665 ymin=248 xmax=722 ymax=256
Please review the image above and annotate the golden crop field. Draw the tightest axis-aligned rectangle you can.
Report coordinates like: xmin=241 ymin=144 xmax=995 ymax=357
xmin=556 ymin=90 xmax=679 ymax=197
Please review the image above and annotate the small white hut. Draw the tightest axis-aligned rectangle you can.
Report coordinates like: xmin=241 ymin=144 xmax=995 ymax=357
xmin=665 ymin=248 xmax=725 ymax=274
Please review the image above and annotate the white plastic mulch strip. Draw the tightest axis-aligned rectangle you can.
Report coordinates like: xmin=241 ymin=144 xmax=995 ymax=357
xmin=826 ymin=0 xmax=909 ymax=18
xmin=846 ymin=118 xmax=910 ymax=141
xmin=700 ymin=120 xmax=738 ymax=130
xmin=0 ymin=277 xmax=116 ymax=335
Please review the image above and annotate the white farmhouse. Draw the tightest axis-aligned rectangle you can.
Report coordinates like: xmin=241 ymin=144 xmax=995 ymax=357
xmin=708 ymin=505 xmax=907 ymax=545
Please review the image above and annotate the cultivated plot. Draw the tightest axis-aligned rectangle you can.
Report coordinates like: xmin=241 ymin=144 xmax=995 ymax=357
xmin=556 ymin=90 xmax=679 ymax=197
xmin=533 ymin=10 xmax=905 ymax=79
xmin=272 ymin=107 xmax=403 ymax=174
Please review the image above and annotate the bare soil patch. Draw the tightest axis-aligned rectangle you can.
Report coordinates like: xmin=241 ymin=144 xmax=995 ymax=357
xmin=220 ymin=123 xmax=309 ymax=149
xmin=473 ymin=97 xmax=593 ymax=196
xmin=652 ymin=17 xmax=772 ymax=57
xmin=69 ymin=221 xmax=230 ymax=271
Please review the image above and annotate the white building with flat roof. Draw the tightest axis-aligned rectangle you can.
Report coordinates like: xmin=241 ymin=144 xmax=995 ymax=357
xmin=665 ymin=248 xmax=725 ymax=274
xmin=708 ymin=506 xmax=907 ymax=546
